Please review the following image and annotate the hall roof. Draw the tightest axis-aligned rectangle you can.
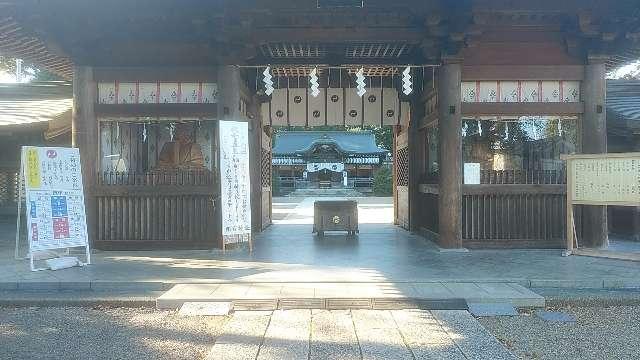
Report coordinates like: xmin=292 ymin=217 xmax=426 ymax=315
xmin=273 ymin=131 xmax=388 ymax=156
xmin=607 ymin=79 xmax=640 ymax=137
xmin=0 ymin=81 xmax=72 ymax=139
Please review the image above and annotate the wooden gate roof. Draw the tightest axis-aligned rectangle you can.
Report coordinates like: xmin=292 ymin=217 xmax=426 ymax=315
xmin=0 ymin=0 xmax=638 ymax=77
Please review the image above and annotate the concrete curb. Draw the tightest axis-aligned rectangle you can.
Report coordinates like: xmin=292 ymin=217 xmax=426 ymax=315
xmin=0 ymin=298 xmax=157 ymax=308
xmin=2 ymin=279 xmax=640 ymax=292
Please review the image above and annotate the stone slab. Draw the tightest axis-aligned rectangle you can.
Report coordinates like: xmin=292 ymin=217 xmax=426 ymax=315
xmin=432 ymin=310 xmax=517 ymax=360
xmin=536 ymin=310 xmax=577 ymax=323
xmin=411 ymin=282 xmax=454 ymax=298
xmin=310 ymin=310 xmax=360 ymax=360
xmin=257 ymin=310 xmax=310 ymax=360
xmin=530 ymin=279 xmax=604 ymax=289
xmin=467 ymin=303 xmax=518 ymax=317
xmin=178 ymin=301 xmax=233 ymax=316
xmin=155 ymin=281 xmax=544 ymax=310
xmin=156 ymin=284 xmax=220 ymax=309
xmin=352 ymin=310 xmax=413 ymax=360
xmin=206 ymin=311 xmax=272 ymax=360
xmin=392 ymin=309 xmax=466 ymax=359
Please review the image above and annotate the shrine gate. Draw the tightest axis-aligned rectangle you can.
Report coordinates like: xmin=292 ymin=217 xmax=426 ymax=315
xmin=1 ymin=0 xmax=638 ymax=250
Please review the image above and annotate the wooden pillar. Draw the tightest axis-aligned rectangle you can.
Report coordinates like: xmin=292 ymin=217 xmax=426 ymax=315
xmin=217 ymin=65 xmax=242 ymax=119
xmin=437 ymin=58 xmax=463 ymax=248
xmin=72 ymin=66 xmax=98 ymax=245
xmin=392 ymin=126 xmax=398 ymax=225
xmin=409 ymin=95 xmax=424 ymax=231
xmin=248 ymin=96 xmax=262 ymax=233
xmin=634 ymin=138 xmax=640 ymax=241
xmin=580 ymin=55 xmax=608 ymax=248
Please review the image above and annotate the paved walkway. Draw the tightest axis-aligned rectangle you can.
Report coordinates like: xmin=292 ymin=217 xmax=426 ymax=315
xmin=206 ymin=309 xmax=516 ymax=360
xmin=1 ymin=197 xmax=639 ymax=291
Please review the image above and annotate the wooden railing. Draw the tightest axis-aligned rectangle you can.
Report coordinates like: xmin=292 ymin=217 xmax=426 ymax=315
xmin=479 ymin=169 xmax=566 ymax=185
xmin=417 ymin=183 xmax=568 ymax=248
xmin=417 ymin=190 xmax=439 ymax=235
xmin=462 ymin=184 xmax=566 ymax=248
xmin=94 ymin=170 xmax=219 ymax=249
xmin=0 ymin=168 xmax=19 ymax=215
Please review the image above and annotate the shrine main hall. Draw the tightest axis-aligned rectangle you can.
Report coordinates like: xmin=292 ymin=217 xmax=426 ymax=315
xmin=1 ymin=0 xmax=638 ymax=250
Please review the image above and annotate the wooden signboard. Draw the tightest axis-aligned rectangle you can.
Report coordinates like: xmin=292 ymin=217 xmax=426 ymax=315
xmin=562 ymin=153 xmax=640 ymax=252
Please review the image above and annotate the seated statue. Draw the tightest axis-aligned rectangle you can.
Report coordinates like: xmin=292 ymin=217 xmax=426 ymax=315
xmin=157 ymin=123 xmax=205 ymax=169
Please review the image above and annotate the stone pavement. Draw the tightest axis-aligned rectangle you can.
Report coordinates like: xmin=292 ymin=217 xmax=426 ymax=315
xmin=205 ymin=309 xmax=516 ymax=360
xmin=1 ymin=197 xmax=639 ymax=292
xmin=156 ymin=281 xmax=543 ymax=309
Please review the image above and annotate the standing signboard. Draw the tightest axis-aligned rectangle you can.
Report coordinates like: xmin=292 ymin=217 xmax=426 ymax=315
xmin=562 ymin=152 xmax=640 ymax=253
xmin=17 ymin=146 xmax=90 ymax=271
xmin=219 ymin=121 xmax=252 ymax=250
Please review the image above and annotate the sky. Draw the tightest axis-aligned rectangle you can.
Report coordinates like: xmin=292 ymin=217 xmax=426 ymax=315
xmin=607 ymin=60 xmax=640 ymax=79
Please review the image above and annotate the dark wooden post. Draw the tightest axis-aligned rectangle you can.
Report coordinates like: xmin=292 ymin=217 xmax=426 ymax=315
xmin=581 ymin=55 xmax=608 ymax=248
xmin=409 ymin=94 xmax=424 ymax=231
xmin=437 ymin=58 xmax=463 ymax=248
xmin=248 ymin=96 xmax=262 ymax=232
xmin=72 ymin=66 xmax=98 ymax=245
xmin=634 ymin=138 xmax=640 ymax=241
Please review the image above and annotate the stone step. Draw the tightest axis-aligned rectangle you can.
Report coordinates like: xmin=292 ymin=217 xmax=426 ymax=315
xmin=287 ymin=188 xmax=364 ymax=197
xmin=156 ymin=281 xmax=544 ymax=310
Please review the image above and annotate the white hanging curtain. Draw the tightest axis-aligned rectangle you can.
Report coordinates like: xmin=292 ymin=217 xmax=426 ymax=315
xmin=306 ymin=162 xmax=345 ymax=173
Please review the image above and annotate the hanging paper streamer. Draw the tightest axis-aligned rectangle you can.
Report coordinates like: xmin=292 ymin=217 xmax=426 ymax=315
xmin=402 ymin=66 xmax=413 ymax=95
xmin=115 ymin=122 xmax=120 ymax=139
xmin=356 ymin=67 xmax=366 ymax=97
xmin=477 ymin=119 xmax=482 ymax=136
xmin=263 ymin=66 xmax=274 ymax=96
xmin=169 ymin=122 xmax=176 ymax=141
xmin=462 ymin=122 xmax=468 ymax=137
xmin=504 ymin=122 xmax=509 ymax=140
xmin=309 ymin=67 xmax=320 ymax=97
xmin=142 ymin=123 xmax=147 ymax=142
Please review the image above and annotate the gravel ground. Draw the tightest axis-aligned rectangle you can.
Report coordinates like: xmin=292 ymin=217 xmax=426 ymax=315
xmin=0 ymin=306 xmax=229 ymax=360
xmin=479 ymin=305 xmax=640 ymax=359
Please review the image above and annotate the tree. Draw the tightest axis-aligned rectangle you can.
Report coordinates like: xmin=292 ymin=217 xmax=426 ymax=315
xmin=372 ymin=166 xmax=392 ymax=196
xmin=0 ymin=55 xmax=63 ymax=81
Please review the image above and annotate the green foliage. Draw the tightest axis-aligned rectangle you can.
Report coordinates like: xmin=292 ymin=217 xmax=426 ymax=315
xmin=0 ymin=56 xmax=16 ymax=73
xmin=271 ymin=172 xmax=281 ymax=196
xmin=365 ymin=125 xmax=392 ymax=152
xmin=372 ymin=166 xmax=393 ymax=196
xmin=0 ymin=55 xmax=63 ymax=81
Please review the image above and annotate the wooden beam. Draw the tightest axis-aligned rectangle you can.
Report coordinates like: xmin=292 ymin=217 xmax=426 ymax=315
xmin=462 ymin=65 xmax=585 ymax=80
xmin=93 ymin=67 xmax=219 ymax=82
xmin=461 ymin=102 xmax=584 ymax=116
xmin=95 ymin=104 xmax=218 ymax=118
xmin=462 ymin=184 xmax=566 ymax=195
xmin=248 ymin=27 xmax=427 ymax=43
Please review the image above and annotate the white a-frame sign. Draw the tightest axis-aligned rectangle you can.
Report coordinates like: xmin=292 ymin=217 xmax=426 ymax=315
xmin=16 ymin=146 xmax=91 ymax=271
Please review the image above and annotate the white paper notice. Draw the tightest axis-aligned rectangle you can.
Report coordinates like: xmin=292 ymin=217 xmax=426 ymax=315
xmin=464 ymin=163 xmax=481 ymax=184
xmin=219 ymin=121 xmax=252 ymax=245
